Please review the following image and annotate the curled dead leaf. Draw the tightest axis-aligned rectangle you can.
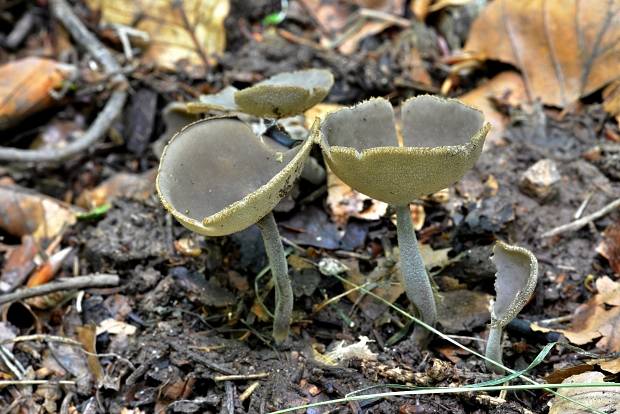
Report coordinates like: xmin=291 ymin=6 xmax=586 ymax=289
xmin=466 ymin=0 xmax=620 ymax=107
xmin=532 ymin=277 xmax=620 ymax=352
xmin=548 ymin=371 xmax=620 ymax=414
xmin=0 ymin=57 xmax=73 ymax=130
xmin=0 ymin=184 xmax=77 ymax=244
xmin=76 ymin=169 xmax=156 ymax=209
xmin=327 ymin=166 xmax=388 ymax=226
xmin=86 ymin=0 xmax=229 ymax=74
xmin=459 ymin=71 xmax=527 ymax=147
xmin=597 ymin=221 xmax=620 ymax=276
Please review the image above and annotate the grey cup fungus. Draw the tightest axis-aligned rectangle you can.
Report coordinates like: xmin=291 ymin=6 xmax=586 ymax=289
xmin=486 ymin=241 xmax=538 ymax=374
xmin=157 ymin=117 xmax=314 ymax=343
xmin=188 ymin=69 xmax=335 ymax=118
xmin=318 ymin=95 xmax=491 ymax=346
xmin=157 ymin=117 xmax=313 ymax=237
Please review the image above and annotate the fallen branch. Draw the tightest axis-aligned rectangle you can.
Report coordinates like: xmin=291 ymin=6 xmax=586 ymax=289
xmin=0 ymin=274 xmax=120 ymax=306
xmin=541 ymin=198 xmax=620 ymax=238
xmin=0 ymin=0 xmax=127 ymax=162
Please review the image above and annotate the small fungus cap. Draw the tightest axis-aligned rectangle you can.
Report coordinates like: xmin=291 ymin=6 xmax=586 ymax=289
xmin=156 ymin=117 xmax=313 ymax=236
xmin=188 ymin=69 xmax=334 ymax=118
xmin=490 ymin=241 xmax=538 ymax=328
xmin=319 ymin=95 xmax=490 ymax=205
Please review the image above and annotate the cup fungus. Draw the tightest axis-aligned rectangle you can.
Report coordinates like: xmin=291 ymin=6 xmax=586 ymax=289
xmin=188 ymin=69 xmax=334 ymax=118
xmin=486 ymin=240 xmax=538 ymax=374
xmin=319 ymin=95 xmax=490 ymax=344
xmin=156 ymin=117 xmax=314 ymax=343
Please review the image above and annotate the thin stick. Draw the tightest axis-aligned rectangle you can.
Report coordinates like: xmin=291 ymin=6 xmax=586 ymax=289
xmin=0 ymin=380 xmax=76 ymax=386
xmin=0 ymin=0 xmax=127 ymax=162
xmin=541 ymin=198 xmax=620 ymax=237
xmin=0 ymin=274 xmax=119 ymax=306
xmin=213 ymin=373 xmax=269 ymax=382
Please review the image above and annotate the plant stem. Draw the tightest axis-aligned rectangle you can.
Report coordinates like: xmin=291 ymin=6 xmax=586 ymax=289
xmin=395 ymin=204 xmax=437 ymax=346
xmin=257 ymin=212 xmax=293 ymax=344
xmin=485 ymin=325 xmax=505 ymax=374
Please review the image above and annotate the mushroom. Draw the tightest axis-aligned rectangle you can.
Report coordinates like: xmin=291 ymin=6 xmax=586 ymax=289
xmin=486 ymin=240 xmax=538 ymax=374
xmin=153 ymin=102 xmax=200 ymax=158
xmin=188 ymin=69 xmax=334 ymax=118
xmin=156 ymin=117 xmax=314 ymax=343
xmin=319 ymin=95 xmax=490 ymax=344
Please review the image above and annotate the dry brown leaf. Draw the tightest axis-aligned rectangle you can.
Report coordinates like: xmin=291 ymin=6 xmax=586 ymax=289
xmin=436 ymin=289 xmax=491 ymax=333
xmin=76 ymin=169 xmax=157 ymax=209
xmin=603 ymin=80 xmax=620 ymax=125
xmin=548 ymin=371 xmax=620 ymax=414
xmin=597 ymin=221 xmax=620 ymax=276
xmin=411 ymin=0 xmax=432 ymax=20
xmin=459 ymin=71 xmax=528 ymax=147
xmin=304 ymin=103 xmax=346 ymax=129
xmin=599 ymin=358 xmax=620 ymax=374
xmin=0 ymin=57 xmax=73 ymax=130
xmin=390 ymin=204 xmax=426 ymax=231
xmin=532 ymin=276 xmax=620 ymax=352
xmin=0 ymin=235 xmax=37 ymax=292
xmin=0 ymin=185 xmax=76 ymax=244
xmin=327 ymin=166 xmax=388 ymax=226
xmin=465 ymin=0 xmax=620 ymax=107
xmin=86 ymin=0 xmax=229 ymax=74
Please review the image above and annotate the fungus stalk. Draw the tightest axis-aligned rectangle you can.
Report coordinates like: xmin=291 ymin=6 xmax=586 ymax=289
xmin=395 ymin=204 xmax=437 ymax=345
xmin=485 ymin=324 xmax=504 ymax=372
xmin=257 ymin=212 xmax=294 ymax=344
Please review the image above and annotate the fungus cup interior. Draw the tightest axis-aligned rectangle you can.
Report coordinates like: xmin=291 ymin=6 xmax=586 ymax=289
xmin=156 ymin=117 xmax=313 ymax=236
xmin=491 ymin=241 xmax=539 ymax=327
xmin=319 ymin=95 xmax=491 ymax=205
xmin=188 ymin=69 xmax=334 ymax=118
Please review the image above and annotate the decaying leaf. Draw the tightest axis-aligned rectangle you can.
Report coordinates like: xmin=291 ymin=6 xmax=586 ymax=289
xmin=390 ymin=204 xmax=426 ymax=231
xmin=597 ymin=220 xmax=620 ymax=276
xmin=459 ymin=71 xmax=527 ymax=147
xmin=0 ymin=235 xmax=37 ymax=292
xmin=0 ymin=184 xmax=77 ymax=243
xmin=304 ymin=103 xmax=346 ymax=130
xmin=0 ymin=57 xmax=74 ymax=130
xmin=465 ymin=0 xmax=620 ymax=107
xmin=548 ymin=371 xmax=620 ymax=414
xmin=76 ymin=169 xmax=157 ymax=209
xmin=436 ymin=289 xmax=491 ymax=333
xmin=26 ymin=246 xmax=73 ymax=288
xmin=532 ymin=277 xmax=620 ymax=352
xmin=85 ymin=0 xmax=229 ymax=73
xmin=327 ymin=166 xmax=388 ymax=226
xmin=603 ymin=80 xmax=620 ymax=125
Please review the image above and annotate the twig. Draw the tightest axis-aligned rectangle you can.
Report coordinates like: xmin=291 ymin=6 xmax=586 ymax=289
xmin=0 ymin=380 xmax=76 ymax=386
xmin=0 ymin=274 xmax=120 ymax=306
xmin=239 ymin=381 xmax=260 ymax=402
xmin=0 ymin=0 xmax=127 ymax=162
xmin=213 ymin=373 xmax=269 ymax=382
xmin=166 ymin=339 xmax=236 ymax=375
xmin=541 ymin=198 xmax=620 ymax=237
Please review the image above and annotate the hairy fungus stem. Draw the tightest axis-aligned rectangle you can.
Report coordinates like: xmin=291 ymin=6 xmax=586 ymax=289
xmin=395 ymin=204 xmax=437 ymax=345
xmin=485 ymin=325 xmax=504 ymax=374
xmin=257 ymin=212 xmax=294 ymax=344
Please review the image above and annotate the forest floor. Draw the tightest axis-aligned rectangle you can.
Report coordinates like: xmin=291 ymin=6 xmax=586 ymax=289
xmin=0 ymin=0 xmax=619 ymax=413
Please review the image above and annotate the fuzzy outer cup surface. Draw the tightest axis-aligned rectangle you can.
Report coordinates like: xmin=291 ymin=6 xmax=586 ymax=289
xmin=319 ymin=95 xmax=491 ymax=205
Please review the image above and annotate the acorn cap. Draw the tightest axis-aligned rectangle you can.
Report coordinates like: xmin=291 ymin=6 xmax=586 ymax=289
xmin=319 ymin=95 xmax=490 ymax=205
xmin=490 ymin=240 xmax=538 ymax=328
xmin=187 ymin=69 xmax=334 ymax=118
xmin=156 ymin=117 xmax=313 ymax=236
